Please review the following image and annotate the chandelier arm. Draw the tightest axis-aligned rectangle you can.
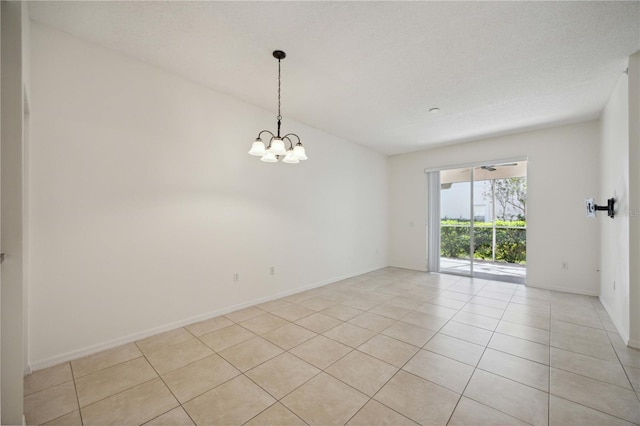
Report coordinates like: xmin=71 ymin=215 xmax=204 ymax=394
xmin=282 ymin=133 xmax=301 ymax=145
xmin=283 ymin=136 xmax=295 ymax=150
xmin=257 ymin=130 xmax=276 ymax=140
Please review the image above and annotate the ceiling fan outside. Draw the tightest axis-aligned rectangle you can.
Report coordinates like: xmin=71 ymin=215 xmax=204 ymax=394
xmin=479 ymin=163 xmax=518 ymax=172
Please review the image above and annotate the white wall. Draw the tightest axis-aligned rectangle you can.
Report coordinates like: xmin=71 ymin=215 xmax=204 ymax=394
xmin=22 ymin=0 xmax=31 ymax=379
xmin=599 ymin=70 xmax=630 ymax=342
xmin=599 ymin=52 xmax=640 ymax=348
xmin=1 ymin=2 xmax=26 ymax=423
xmin=389 ymin=121 xmax=601 ymax=295
xmin=28 ymin=22 xmax=388 ymax=369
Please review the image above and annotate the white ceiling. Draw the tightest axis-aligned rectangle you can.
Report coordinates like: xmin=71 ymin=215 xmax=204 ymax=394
xmin=29 ymin=1 xmax=640 ymax=155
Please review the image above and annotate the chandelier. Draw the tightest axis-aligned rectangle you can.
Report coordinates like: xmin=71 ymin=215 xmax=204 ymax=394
xmin=248 ymin=50 xmax=307 ymax=163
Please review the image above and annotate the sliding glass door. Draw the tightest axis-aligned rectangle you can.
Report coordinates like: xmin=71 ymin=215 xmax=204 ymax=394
xmin=431 ymin=161 xmax=527 ymax=283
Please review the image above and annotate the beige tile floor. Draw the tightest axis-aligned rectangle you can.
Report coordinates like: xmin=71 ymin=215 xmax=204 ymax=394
xmin=24 ymin=268 xmax=640 ymax=425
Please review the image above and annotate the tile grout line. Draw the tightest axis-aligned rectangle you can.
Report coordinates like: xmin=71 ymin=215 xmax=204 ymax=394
xmin=548 ymin=293 xmax=640 ymax=424
xmin=68 ymin=363 xmax=85 ymax=426
xmin=410 ymin=278 xmax=490 ymax=425
xmin=26 ymin=346 xmax=148 ymax=397
xmin=546 ymin=358 xmax=637 ymax=391
xmin=602 ymin=318 xmax=640 ymax=400
xmin=444 ymin=280 xmax=493 ymax=426
xmin=237 ymin=364 xmax=315 ymax=425
xmin=292 ymin=277 xmax=465 ymax=425
xmin=547 ymin=293 xmax=552 ymax=426
xmin=549 ymin=300 xmax=635 ymax=392
xmin=205 ymin=300 xmax=368 ymax=424
xmin=279 ymin=286 xmax=402 ymax=425
xmin=29 ymin=362 xmax=84 ymax=426
xmin=74 ymin=357 xmax=162 ymax=414
xmin=135 ymin=339 xmax=194 ymax=426
xmin=331 ymin=285 xmax=454 ymax=425
xmin=343 ymin=298 xmax=452 ymax=425
xmin=445 ymin=284 xmax=525 ymax=425
xmin=547 ymin=393 xmax=639 ymax=425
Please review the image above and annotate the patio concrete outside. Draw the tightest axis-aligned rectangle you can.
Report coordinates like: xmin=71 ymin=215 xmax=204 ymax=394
xmin=440 ymin=257 xmax=526 ymax=281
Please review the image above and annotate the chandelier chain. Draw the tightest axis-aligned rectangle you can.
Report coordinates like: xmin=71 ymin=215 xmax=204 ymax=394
xmin=277 ymin=59 xmax=282 ymax=120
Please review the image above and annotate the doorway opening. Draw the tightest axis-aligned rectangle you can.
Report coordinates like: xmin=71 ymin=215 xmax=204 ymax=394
xmin=428 ymin=160 xmax=527 ymax=283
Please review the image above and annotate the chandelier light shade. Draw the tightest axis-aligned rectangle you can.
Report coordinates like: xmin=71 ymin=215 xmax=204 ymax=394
xmin=249 ymin=50 xmax=307 ymax=163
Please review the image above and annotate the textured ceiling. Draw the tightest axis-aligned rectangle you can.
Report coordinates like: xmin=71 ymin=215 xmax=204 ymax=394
xmin=29 ymin=1 xmax=640 ymax=155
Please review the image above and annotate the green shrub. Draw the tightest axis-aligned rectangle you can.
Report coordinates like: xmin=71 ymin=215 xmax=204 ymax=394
xmin=440 ymin=220 xmax=526 ymax=265
xmin=494 ymin=227 xmax=526 ymax=264
xmin=473 ymin=226 xmax=493 ymax=260
xmin=441 ymin=222 xmax=470 ymax=258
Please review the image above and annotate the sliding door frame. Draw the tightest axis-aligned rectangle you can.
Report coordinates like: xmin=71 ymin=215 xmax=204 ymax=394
xmin=426 ymin=171 xmax=440 ymax=272
xmin=469 ymin=168 xmax=475 ymax=277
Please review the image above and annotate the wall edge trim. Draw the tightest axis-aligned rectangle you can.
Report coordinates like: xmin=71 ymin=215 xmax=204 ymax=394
xmin=627 ymin=338 xmax=640 ymax=350
xmin=525 ymin=282 xmax=598 ymax=297
xmin=387 ymin=263 xmax=427 ymax=272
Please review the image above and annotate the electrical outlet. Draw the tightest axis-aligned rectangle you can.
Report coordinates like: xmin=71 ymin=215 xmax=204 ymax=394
xmin=233 ymin=273 xmax=239 ymax=282
xmin=270 ymin=267 xmax=275 ymax=275
xmin=562 ymin=262 xmax=568 ymax=270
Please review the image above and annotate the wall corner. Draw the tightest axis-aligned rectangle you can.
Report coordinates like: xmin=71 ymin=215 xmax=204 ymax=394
xmin=627 ymin=51 xmax=640 ymax=346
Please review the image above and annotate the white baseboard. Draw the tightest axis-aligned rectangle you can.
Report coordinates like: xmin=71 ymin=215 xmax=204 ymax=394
xmin=628 ymin=338 xmax=640 ymax=349
xmin=525 ymin=282 xmax=599 ymax=297
xmin=388 ymin=271 xmax=600 ymax=296
xmin=388 ymin=263 xmax=427 ymax=272
xmin=29 ymin=265 xmax=385 ymax=371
